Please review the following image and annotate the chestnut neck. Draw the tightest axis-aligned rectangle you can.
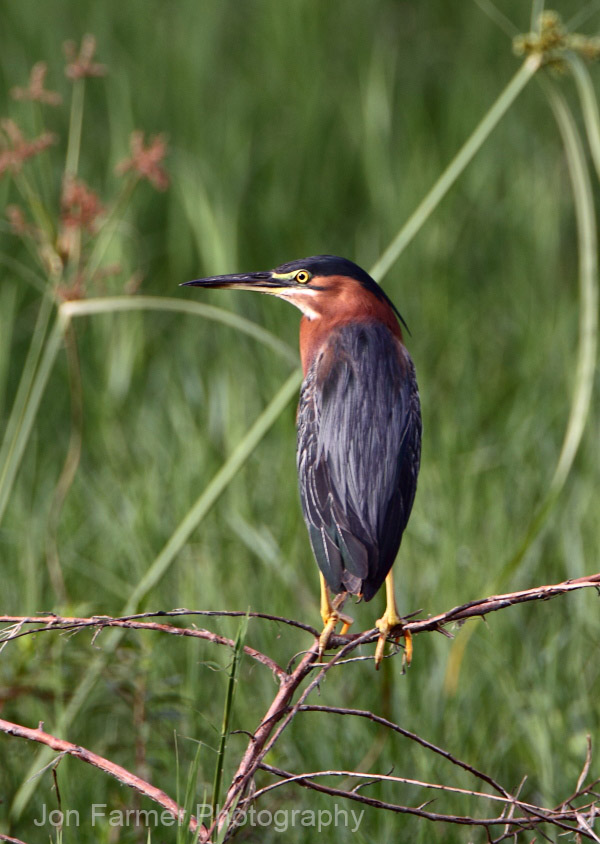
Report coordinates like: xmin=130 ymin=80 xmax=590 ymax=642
xmin=298 ymin=276 xmax=403 ymax=374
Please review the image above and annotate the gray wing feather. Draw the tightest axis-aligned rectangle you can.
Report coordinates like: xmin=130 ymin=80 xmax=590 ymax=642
xmin=297 ymin=321 xmax=421 ymax=601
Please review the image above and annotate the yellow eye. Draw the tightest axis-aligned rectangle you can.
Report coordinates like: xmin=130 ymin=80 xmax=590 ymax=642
xmin=295 ymin=270 xmax=310 ymax=284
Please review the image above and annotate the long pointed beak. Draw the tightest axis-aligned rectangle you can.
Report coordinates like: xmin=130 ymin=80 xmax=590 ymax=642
xmin=181 ymin=271 xmax=292 ymax=293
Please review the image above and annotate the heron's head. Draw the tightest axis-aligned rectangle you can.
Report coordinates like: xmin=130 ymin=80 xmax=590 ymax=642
xmin=182 ymin=255 xmax=408 ymax=331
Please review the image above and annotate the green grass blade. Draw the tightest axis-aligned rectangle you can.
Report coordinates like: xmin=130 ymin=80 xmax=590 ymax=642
xmin=501 ymin=78 xmax=598 ymax=582
xmin=65 ymin=78 xmax=85 ymax=178
xmin=0 ymin=252 xmax=48 ymax=293
xmin=565 ymin=1 xmax=600 ymax=33
xmin=174 ymin=731 xmax=181 ymax=815
xmin=0 ymin=304 xmax=66 ymax=525
xmin=211 ymin=617 xmax=247 ymax=829
xmin=178 ymin=742 xmax=203 ymax=844
xmin=567 ymin=52 xmax=600 ymax=184
xmin=544 ymin=82 xmax=598 ymax=496
xmin=61 ymin=296 xmax=298 ymax=365
xmin=13 ymin=170 xmax=57 ymax=246
xmin=530 ymin=0 xmax=545 ymax=31
xmin=85 ymin=177 xmax=137 ymax=280
xmin=0 ymin=284 xmax=18 ymax=419
xmin=473 ymin=0 xmax=518 ymax=38
xmin=369 ymin=56 xmax=541 ymax=283
xmin=0 ymin=290 xmax=53 ymax=469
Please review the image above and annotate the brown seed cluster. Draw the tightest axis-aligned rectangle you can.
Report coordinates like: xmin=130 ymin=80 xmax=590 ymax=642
xmin=116 ymin=130 xmax=169 ymax=191
xmin=60 ymin=175 xmax=104 ymax=233
xmin=63 ymin=35 xmax=107 ymax=80
xmin=6 ymin=205 xmax=33 ymax=237
xmin=513 ymin=10 xmax=600 ymax=68
xmin=0 ymin=119 xmax=57 ymax=177
xmin=11 ymin=62 xmax=62 ymax=106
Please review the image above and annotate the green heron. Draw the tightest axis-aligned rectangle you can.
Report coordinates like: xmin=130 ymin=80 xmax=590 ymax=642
xmin=183 ymin=255 xmax=421 ymax=667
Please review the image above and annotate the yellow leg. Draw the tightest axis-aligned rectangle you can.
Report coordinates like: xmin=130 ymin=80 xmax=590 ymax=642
xmin=319 ymin=571 xmax=333 ymax=625
xmin=375 ymin=571 xmax=412 ymax=669
xmin=318 ymin=573 xmax=354 ymax=658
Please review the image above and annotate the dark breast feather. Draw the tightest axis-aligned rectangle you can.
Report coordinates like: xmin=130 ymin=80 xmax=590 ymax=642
xmin=297 ymin=321 xmax=421 ymax=601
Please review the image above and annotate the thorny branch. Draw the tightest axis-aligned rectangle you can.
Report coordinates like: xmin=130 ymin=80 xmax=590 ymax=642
xmin=1 ymin=571 xmax=598 ymax=650
xmin=254 ymin=762 xmax=599 ymax=839
xmin=0 ymin=717 xmax=205 ymax=838
xmin=400 ymin=572 xmax=600 ymax=637
xmin=0 ymin=572 xmax=598 ymax=842
xmin=0 ymin=835 xmax=32 ymax=844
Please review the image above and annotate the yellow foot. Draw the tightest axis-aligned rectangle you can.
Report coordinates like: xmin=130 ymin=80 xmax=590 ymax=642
xmin=374 ymin=570 xmax=412 ymax=670
xmin=318 ymin=610 xmax=354 ymax=658
xmin=318 ymin=573 xmax=354 ymax=658
xmin=375 ymin=608 xmax=411 ymax=670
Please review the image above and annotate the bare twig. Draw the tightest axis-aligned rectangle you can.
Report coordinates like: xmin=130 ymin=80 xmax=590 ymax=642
xmin=0 ymin=835 xmax=34 ymax=844
xmin=253 ymin=763 xmax=596 ymax=839
xmin=0 ymin=615 xmax=285 ymax=679
xmin=1 ymin=571 xmax=598 ymax=658
xmin=0 ymin=717 xmax=205 ymax=836
xmin=253 ymin=765 xmax=526 ymax=805
xmin=402 ymin=573 xmax=600 ymax=637
xmin=577 ymin=737 xmax=594 ymax=795
xmin=292 ymin=705 xmax=509 ymax=797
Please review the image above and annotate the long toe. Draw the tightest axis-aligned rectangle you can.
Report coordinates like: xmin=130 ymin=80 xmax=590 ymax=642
xmin=318 ymin=614 xmax=338 ymax=658
xmin=374 ymin=609 xmax=406 ymax=670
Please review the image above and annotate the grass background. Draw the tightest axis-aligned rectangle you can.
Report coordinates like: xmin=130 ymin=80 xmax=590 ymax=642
xmin=0 ymin=1 xmax=599 ymax=841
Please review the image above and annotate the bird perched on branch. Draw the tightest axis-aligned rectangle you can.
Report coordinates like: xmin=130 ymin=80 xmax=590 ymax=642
xmin=183 ymin=255 xmax=421 ymax=667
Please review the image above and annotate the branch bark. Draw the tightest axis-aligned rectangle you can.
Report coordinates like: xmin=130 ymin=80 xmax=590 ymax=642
xmin=0 ymin=615 xmax=285 ymax=678
xmin=0 ymin=718 xmax=205 ymax=837
xmin=254 ymin=762 xmax=597 ymax=839
xmin=2 ymin=572 xmax=597 ymax=659
xmin=0 ymin=835 xmax=33 ymax=844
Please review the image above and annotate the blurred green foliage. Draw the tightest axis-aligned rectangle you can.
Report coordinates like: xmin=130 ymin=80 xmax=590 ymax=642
xmin=0 ymin=1 xmax=599 ymax=842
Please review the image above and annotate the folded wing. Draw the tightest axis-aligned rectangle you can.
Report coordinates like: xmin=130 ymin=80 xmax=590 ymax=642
xmin=297 ymin=321 xmax=421 ymax=601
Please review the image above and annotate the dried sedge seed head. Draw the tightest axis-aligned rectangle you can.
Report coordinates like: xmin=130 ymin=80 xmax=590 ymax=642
xmin=64 ymin=34 xmax=107 ymax=80
xmin=513 ymin=11 xmax=600 ymax=67
xmin=60 ymin=175 xmax=104 ymax=232
xmin=6 ymin=205 xmax=30 ymax=236
xmin=57 ymin=176 xmax=105 ymax=263
xmin=0 ymin=119 xmax=57 ymax=177
xmin=567 ymin=33 xmax=600 ymax=62
xmin=1 ymin=118 xmax=24 ymax=145
xmin=124 ymin=270 xmax=143 ymax=295
xmin=115 ymin=130 xmax=169 ymax=191
xmin=539 ymin=11 xmax=561 ymax=30
xmin=56 ymin=273 xmax=86 ymax=302
xmin=11 ymin=62 xmax=62 ymax=106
